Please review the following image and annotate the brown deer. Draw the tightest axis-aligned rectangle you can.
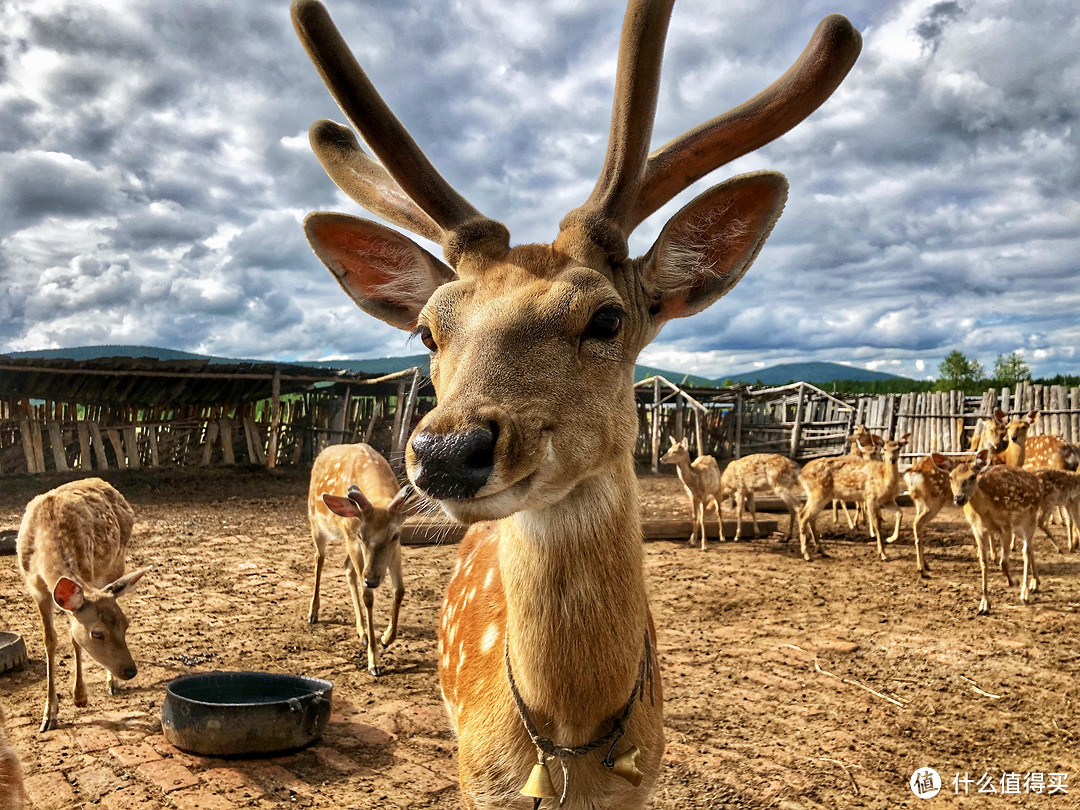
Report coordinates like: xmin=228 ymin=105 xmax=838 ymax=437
xmin=16 ymin=479 xmax=149 ymax=732
xmin=992 ymin=409 xmax=1038 ymax=466
xmin=832 ymin=425 xmax=879 ymax=528
xmin=933 ymin=451 xmax=1042 ymax=615
xmin=308 ymin=443 xmax=413 ymax=677
xmin=660 ymin=437 xmax=720 ymax=550
xmin=292 ymin=0 xmax=859 ymax=804
xmin=903 ymin=415 xmax=1009 ymax=578
xmin=1024 ymin=434 xmax=1080 ymax=471
xmin=1030 ymin=468 xmax=1080 ymax=553
xmin=798 ymin=435 xmax=908 ymax=562
xmin=0 ymin=705 xmax=27 ymax=810
xmin=719 ymin=453 xmax=802 ymax=542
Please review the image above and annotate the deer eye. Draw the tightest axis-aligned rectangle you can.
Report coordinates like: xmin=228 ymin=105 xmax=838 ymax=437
xmin=416 ymin=325 xmax=437 ymax=352
xmin=91 ymin=630 xmax=105 ymax=640
xmin=584 ymin=305 xmax=623 ymax=341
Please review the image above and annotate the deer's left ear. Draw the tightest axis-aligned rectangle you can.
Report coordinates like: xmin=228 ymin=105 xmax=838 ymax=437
xmin=641 ymin=172 xmax=787 ymax=325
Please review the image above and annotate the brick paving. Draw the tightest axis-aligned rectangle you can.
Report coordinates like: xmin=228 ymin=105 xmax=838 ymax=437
xmin=9 ymin=699 xmax=458 ymax=808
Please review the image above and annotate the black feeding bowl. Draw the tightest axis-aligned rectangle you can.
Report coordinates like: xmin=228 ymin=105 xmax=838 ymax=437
xmin=162 ymin=671 xmax=332 ymax=756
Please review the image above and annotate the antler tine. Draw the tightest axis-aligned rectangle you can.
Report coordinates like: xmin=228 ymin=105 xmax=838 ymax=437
xmin=561 ymin=0 xmax=675 ymax=258
xmin=309 ymin=119 xmax=443 ymax=244
xmin=292 ymin=0 xmax=509 ymax=263
xmin=628 ymin=14 xmax=862 ymax=232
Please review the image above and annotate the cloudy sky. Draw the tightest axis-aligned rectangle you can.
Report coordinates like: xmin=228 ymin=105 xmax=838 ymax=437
xmin=0 ymin=0 xmax=1076 ymax=380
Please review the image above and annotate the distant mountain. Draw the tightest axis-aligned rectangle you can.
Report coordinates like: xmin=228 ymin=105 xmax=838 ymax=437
xmin=4 ymin=345 xmax=709 ymax=386
xmin=718 ymin=361 xmax=906 ymax=385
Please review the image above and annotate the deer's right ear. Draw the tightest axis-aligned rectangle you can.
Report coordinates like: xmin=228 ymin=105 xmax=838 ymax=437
xmin=52 ymin=577 xmax=85 ymax=612
xmin=931 ymin=453 xmax=952 ymax=472
xmin=641 ymin=172 xmax=787 ymax=326
xmin=304 ymin=212 xmax=456 ymax=331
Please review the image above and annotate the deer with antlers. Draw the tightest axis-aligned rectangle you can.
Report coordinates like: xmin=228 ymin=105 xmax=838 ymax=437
xmin=292 ymin=0 xmax=859 ymax=805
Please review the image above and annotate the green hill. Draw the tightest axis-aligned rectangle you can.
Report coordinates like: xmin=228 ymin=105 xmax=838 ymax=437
xmin=718 ymin=361 xmax=907 ymax=385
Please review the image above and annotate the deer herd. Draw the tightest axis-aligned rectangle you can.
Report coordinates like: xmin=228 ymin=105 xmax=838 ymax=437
xmin=2 ymin=1 xmax=1077 ymax=808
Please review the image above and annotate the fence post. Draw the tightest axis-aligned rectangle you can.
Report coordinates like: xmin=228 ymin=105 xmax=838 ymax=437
xmin=267 ymin=369 xmax=281 ymax=469
xmin=789 ymin=383 xmax=806 ymax=459
xmin=734 ymin=389 xmax=743 ymax=459
xmin=650 ymin=377 xmax=661 ymax=473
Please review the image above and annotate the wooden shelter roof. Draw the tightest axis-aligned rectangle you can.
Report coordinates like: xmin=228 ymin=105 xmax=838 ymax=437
xmin=0 ymin=355 xmax=426 ymax=408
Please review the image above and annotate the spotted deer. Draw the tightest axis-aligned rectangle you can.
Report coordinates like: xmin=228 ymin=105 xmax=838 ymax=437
xmin=16 ymin=479 xmax=149 ymax=732
xmin=660 ymin=438 xmax=721 ymax=550
xmin=903 ymin=416 xmax=1009 ymax=577
xmin=933 ymin=451 xmax=1043 ymax=614
xmin=0 ymin=705 xmax=26 ymax=810
xmin=308 ymin=443 xmax=412 ymax=677
xmin=292 ymin=0 xmax=859 ymax=804
xmin=798 ymin=435 xmax=909 ymax=563
xmin=832 ymin=425 xmax=879 ymax=528
xmin=719 ymin=453 xmax=802 ymax=542
xmin=1030 ymin=468 xmax=1080 ymax=553
xmin=1024 ymin=434 xmax=1080 ymax=472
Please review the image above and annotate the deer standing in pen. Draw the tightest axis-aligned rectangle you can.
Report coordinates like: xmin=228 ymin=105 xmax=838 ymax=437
xmin=798 ymin=435 xmax=909 ymax=563
xmin=992 ymin=409 xmax=1038 ymax=466
xmin=292 ymin=0 xmax=859 ymax=805
xmin=832 ymin=425 xmax=878 ymax=528
xmin=16 ymin=479 xmax=149 ymax=732
xmin=904 ymin=413 xmax=1009 ymax=577
xmin=308 ymin=443 xmax=413 ymax=677
xmin=660 ymin=437 xmax=720 ymax=550
xmin=1030 ymin=468 xmax=1080 ymax=553
xmin=933 ymin=451 xmax=1043 ymax=615
xmin=719 ymin=453 xmax=802 ymax=543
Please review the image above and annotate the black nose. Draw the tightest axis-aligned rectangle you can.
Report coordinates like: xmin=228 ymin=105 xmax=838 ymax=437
xmin=364 ymin=576 xmax=381 ymax=589
xmin=122 ymin=666 xmax=137 ymax=680
xmin=954 ymin=496 xmax=967 ymax=506
xmin=411 ymin=425 xmax=497 ymax=499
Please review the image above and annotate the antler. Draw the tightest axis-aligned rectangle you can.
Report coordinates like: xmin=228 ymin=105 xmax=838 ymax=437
xmin=561 ymin=3 xmax=861 ymax=253
xmin=291 ymin=0 xmax=509 ymax=265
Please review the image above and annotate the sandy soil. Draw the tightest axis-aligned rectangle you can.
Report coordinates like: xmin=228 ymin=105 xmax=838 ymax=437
xmin=0 ymin=466 xmax=1077 ymax=809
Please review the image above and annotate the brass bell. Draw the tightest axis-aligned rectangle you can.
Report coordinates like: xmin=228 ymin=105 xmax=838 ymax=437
xmin=610 ymin=745 xmax=643 ymax=786
xmin=521 ymin=761 xmax=558 ymax=799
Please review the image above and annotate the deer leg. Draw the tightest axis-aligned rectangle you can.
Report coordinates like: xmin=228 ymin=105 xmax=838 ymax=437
xmin=748 ymin=492 xmax=760 ymax=538
xmin=781 ymin=494 xmax=798 ymax=543
xmin=71 ymin=637 xmax=88 ymax=708
xmin=380 ymin=548 xmax=404 ymax=649
xmin=686 ymin=497 xmax=697 ymax=546
xmin=841 ymin=499 xmax=856 ymax=529
xmin=34 ymin=592 xmax=59 ymax=732
xmin=973 ymin=526 xmax=991 ymax=616
xmin=344 ymin=557 xmax=369 ymax=652
xmin=733 ymin=491 xmax=744 ymax=541
xmin=713 ymin=496 xmax=724 ymax=543
xmin=1037 ymin=513 xmax=1063 ymax=555
xmin=999 ymin=534 xmax=1014 ymax=587
xmin=1019 ymin=530 xmax=1037 ymax=603
xmin=869 ymin=502 xmax=888 ymax=561
xmin=913 ymin=503 xmax=930 ymax=577
xmin=361 ymin=585 xmax=381 ymax=677
xmin=885 ymin=501 xmax=902 ymax=544
xmin=307 ymin=527 xmax=328 ymax=624
xmin=698 ymin=499 xmax=708 ymax=551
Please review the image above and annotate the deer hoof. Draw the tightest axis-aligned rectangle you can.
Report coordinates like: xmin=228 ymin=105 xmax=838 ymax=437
xmin=369 ymin=664 xmax=383 ymax=678
xmin=39 ymin=717 xmax=58 ymax=733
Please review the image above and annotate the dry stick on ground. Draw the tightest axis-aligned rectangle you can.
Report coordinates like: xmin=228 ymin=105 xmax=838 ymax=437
xmin=812 ymin=658 xmax=908 ymax=708
xmin=817 ymin=757 xmax=861 ymax=796
xmin=959 ymin=675 xmax=1002 ymax=699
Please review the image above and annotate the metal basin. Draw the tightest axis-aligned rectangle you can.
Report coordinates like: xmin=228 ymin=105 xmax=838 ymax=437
xmin=162 ymin=671 xmax=332 ymax=756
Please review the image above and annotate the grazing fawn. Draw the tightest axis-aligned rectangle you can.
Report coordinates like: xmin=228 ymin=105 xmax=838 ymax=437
xmin=0 ymin=705 xmax=27 ymax=810
xmin=904 ymin=416 xmax=1009 ymax=577
xmin=293 ymin=0 xmax=859 ymax=804
xmin=660 ymin=438 xmax=721 ymax=550
xmin=933 ymin=450 xmax=1042 ymax=614
xmin=308 ymin=443 xmax=412 ymax=677
xmin=719 ymin=453 xmax=802 ymax=542
xmin=1030 ymin=468 xmax=1080 ymax=553
xmin=798 ymin=435 xmax=909 ymax=563
xmin=16 ymin=479 xmax=149 ymax=732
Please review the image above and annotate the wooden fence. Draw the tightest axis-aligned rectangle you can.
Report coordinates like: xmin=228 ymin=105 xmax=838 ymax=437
xmin=634 ymin=378 xmax=1080 ymax=469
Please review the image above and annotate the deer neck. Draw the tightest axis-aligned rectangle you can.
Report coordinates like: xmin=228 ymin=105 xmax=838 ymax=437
xmin=672 ymin=456 xmax=698 ymax=489
xmin=498 ymin=454 xmax=648 ymax=743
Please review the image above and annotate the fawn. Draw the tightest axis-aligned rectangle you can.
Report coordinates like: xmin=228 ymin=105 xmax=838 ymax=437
xmin=798 ymin=435 xmax=909 ymax=563
xmin=660 ymin=437 xmax=721 ymax=550
xmin=308 ymin=443 xmax=412 ymax=676
xmin=719 ymin=453 xmax=802 ymax=542
xmin=16 ymin=479 xmax=149 ymax=732
xmin=933 ymin=450 xmax=1042 ymax=615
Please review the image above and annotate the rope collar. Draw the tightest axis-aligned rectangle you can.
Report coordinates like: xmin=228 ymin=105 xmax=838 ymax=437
xmin=504 ymin=629 xmax=655 ymax=807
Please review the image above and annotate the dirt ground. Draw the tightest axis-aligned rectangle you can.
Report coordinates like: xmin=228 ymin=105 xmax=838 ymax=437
xmin=0 ymin=466 xmax=1077 ymax=809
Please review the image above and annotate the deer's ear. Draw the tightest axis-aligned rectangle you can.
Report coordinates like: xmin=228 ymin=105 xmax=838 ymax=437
xmin=641 ymin=172 xmax=787 ymax=325
xmin=52 ymin=577 xmax=85 ymax=612
xmin=304 ymin=212 xmax=456 ymax=331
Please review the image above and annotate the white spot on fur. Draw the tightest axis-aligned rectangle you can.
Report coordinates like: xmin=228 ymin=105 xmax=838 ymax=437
xmin=479 ymin=624 xmax=500 ymax=653
xmin=483 ymin=567 xmax=495 ymax=589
